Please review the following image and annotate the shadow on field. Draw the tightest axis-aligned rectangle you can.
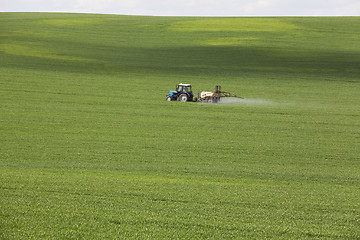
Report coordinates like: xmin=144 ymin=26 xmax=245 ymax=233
xmin=3 ymin=39 xmax=360 ymax=81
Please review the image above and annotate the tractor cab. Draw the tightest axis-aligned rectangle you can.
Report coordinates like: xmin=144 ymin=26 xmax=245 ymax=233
xmin=176 ymin=84 xmax=192 ymax=93
xmin=166 ymin=83 xmax=194 ymax=102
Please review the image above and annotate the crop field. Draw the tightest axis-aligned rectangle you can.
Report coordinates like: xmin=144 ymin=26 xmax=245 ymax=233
xmin=0 ymin=13 xmax=360 ymax=239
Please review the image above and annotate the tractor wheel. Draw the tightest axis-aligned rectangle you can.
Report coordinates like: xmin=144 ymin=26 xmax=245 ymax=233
xmin=179 ymin=94 xmax=188 ymax=102
xmin=207 ymin=98 xmax=213 ymax=103
xmin=166 ymin=96 xmax=172 ymax=101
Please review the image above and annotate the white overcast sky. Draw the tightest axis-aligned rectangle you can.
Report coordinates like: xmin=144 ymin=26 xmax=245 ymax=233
xmin=1 ymin=0 xmax=360 ymax=16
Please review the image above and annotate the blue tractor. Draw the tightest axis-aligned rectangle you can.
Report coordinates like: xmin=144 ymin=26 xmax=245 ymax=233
xmin=166 ymin=83 xmax=194 ymax=102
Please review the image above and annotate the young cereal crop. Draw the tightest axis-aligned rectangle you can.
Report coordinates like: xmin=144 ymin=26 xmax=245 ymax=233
xmin=0 ymin=13 xmax=359 ymax=239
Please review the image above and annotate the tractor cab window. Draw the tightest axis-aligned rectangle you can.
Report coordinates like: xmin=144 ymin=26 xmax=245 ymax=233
xmin=177 ymin=85 xmax=192 ymax=93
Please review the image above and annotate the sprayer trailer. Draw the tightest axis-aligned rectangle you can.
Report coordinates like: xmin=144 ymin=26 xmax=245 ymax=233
xmin=197 ymin=85 xmax=243 ymax=103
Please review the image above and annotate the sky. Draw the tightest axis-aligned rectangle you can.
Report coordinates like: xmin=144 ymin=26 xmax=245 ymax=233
xmin=1 ymin=0 xmax=360 ymax=16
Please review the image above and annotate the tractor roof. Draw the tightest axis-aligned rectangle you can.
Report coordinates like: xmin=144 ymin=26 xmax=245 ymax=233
xmin=178 ymin=83 xmax=191 ymax=87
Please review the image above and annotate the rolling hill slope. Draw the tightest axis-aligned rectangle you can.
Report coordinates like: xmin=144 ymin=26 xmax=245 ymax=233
xmin=1 ymin=13 xmax=359 ymax=239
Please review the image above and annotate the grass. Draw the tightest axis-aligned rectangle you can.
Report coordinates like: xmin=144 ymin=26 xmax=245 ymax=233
xmin=0 ymin=13 xmax=360 ymax=239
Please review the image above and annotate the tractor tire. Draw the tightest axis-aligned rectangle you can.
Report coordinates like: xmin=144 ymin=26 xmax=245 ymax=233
xmin=166 ymin=96 xmax=172 ymax=101
xmin=207 ymin=98 xmax=213 ymax=103
xmin=179 ymin=94 xmax=188 ymax=102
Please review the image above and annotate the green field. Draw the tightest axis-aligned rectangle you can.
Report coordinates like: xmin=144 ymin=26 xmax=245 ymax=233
xmin=1 ymin=13 xmax=359 ymax=239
